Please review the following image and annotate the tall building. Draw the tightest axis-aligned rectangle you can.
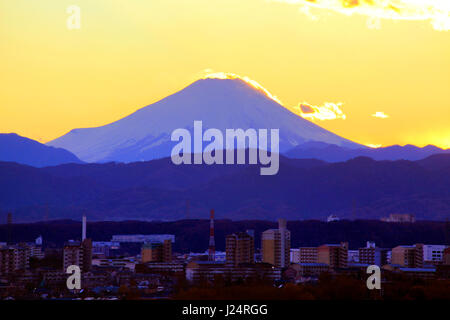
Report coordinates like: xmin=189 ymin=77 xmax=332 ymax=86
xmin=358 ymin=241 xmax=389 ymax=266
xmin=141 ymin=239 xmax=172 ymax=263
xmin=226 ymin=231 xmax=255 ymax=266
xmin=262 ymin=219 xmax=291 ymax=268
xmin=63 ymin=241 xmax=82 ymax=271
xmin=391 ymin=244 xmax=423 ymax=268
xmin=63 ymin=239 xmax=92 ymax=272
xmin=317 ymin=242 xmax=348 ymax=270
xmin=0 ymin=245 xmax=30 ymax=275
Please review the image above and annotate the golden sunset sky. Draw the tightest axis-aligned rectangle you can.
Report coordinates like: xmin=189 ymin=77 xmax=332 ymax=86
xmin=1 ymin=0 xmax=449 ymax=148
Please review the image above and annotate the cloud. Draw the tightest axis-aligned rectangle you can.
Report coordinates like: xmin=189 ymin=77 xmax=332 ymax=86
xmin=272 ymin=0 xmax=450 ymax=31
xmin=291 ymin=102 xmax=347 ymax=120
xmin=372 ymin=111 xmax=389 ymax=119
xmin=299 ymin=4 xmax=319 ymax=21
xmin=366 ymin=143 xmax=382 ymax=148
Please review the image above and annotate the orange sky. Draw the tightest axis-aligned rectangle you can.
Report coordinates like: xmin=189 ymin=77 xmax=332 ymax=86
xmin=0 ymin=0 xmax=449 ymax=148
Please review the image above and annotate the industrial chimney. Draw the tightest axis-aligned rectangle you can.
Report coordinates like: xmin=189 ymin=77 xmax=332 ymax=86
xmin=82 ymin=214 xmax=87 ymax=241
xmin=208 ymin=209 xmax=215 ymax=261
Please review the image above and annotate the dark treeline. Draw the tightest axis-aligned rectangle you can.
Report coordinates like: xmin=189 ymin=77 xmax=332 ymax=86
xmin=173 ymin=275 xmax=450 ymax=300
xmin=0 ymin=219 xmax=448 ymax=252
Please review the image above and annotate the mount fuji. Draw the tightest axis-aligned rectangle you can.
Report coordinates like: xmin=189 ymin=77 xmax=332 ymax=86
xmin=47 ymin=78 xmax=361 ymax=163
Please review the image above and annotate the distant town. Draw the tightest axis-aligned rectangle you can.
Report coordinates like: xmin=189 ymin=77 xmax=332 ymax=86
xmin=0 ymin=211 xmax=449 ymax=300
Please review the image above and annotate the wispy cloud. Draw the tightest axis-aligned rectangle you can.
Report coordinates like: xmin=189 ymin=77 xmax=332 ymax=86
xmin=271 ymin=0 xmax=450 ymax=31
xmin=372 ymin=111 xmax=389 ymax=119
xmin=291 ymin=102 xmax=347 ymax=121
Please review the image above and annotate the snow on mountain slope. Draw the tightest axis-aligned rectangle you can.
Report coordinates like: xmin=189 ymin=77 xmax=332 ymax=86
xmin=47 ymin=78 xmax=361 ymax=163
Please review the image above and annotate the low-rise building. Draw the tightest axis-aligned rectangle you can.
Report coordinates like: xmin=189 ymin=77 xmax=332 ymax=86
xmin=141 ymin=239 xmax=172 ymax=263
xmin=92 ymin=241 xmax=120 ymax=258
xmin=138 ymin=262 xmax=185 ymax=274
xmin=358 ymin=242 xmax=389 ymax=266
xmin=112 ymin=234 xmax=175 ymax=243
xmin=383 ymin=264 xmax=436 ymax=280
xmin=43 ymin=270 xmax=67 ymax=286
xmin=298 ymin=263 xmax=330 ymax=277
xmin=284 ymin=263 xmax=330 ymax=283
xmin=391 ymin=244 xmax=423 ymax=268
xmin=381 ymin=213 xmax=415 ymax=223
xmin=92 ymin=258 xmax=137 ymax=271
xmin=298 ymin=247 xmax=318 ymax=263
xmin=318 ymin=242 xmax=348 ymax=270
xmin=422 ymin=245 xmax=447 ymax=265
xmin=185 ymin=261 xmax=281 ymax=283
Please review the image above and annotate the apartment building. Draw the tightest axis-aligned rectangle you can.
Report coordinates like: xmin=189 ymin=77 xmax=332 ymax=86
xmin=261 ymin=219 xmax=291 ymax=268
xmin=0 ymin=245 xmax=30 ymax=275
xmin=358 ymin=242 xmax=389 ymax=266
xmin=63 ymin=239 xmax=93 ymax=272
xmin=317 ymin=242 xmax=348 ymax=270
xmin=391 ymin=244 xmax=423 ymax=268
xmin=141 ymin=239 xmax=172 ymax=263
xmin=185 ymin=261 xmax=281 ymax=283
xmin=226 ymin=231 xmax=255 ymax=266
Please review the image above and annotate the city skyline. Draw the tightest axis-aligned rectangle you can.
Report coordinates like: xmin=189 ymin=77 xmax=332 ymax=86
xmin=1 ymin=214 xmax=449 ymax=300
xmin=1 ymin=0 xmax=450 ymax=305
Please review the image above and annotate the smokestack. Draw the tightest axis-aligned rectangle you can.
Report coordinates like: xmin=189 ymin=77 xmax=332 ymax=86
xmin=278 ymin=218 xmax=286 ymax=230
xmin=208 ymin=209 xmax=215 ymax=261
xmin=82 ymin=214 xmax=87 ymax=241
